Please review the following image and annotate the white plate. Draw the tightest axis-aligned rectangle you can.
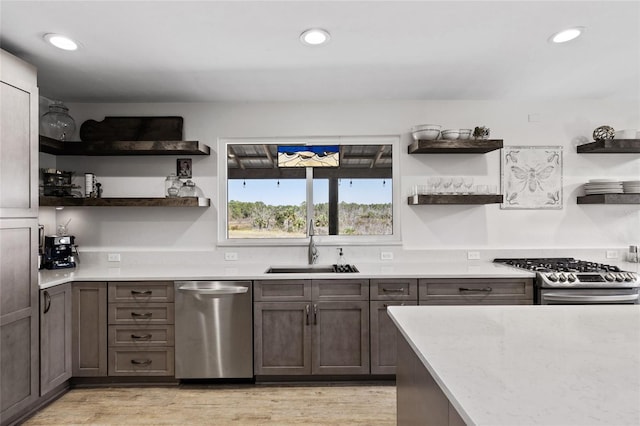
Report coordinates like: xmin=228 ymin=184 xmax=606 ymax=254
xmin=588 ymin=179 xmax=620 ymax=183
xmin=585 ymin=189 xmax=624 ymax=194
xmin=623 ymin=189 xmax=640 ymax=193
xmin=622 ymin=181 xmax=640 ymax=185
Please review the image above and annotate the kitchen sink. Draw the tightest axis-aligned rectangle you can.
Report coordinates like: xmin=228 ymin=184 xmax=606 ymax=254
xmin=266 ymin=264 xmax=359 ymax=274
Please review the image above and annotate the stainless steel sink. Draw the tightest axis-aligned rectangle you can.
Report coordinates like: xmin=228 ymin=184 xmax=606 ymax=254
xmin=266 ymin=264 xmax=359 ymax=274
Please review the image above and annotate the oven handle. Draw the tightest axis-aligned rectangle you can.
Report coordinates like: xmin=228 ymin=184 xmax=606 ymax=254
xmin=542 ymin=293 xmax=639 ymax=303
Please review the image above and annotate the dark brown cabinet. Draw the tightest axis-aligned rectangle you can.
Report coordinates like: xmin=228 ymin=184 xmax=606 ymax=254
xmin=370 ymin=279 xmax=418 ymax=374
xmin=40 ymin=283 xmax=72 ymax=395
xmin=253 ymin=279 xmax=369 ymax=376
xmin=72 ymin=282 xmax=108 ymax=377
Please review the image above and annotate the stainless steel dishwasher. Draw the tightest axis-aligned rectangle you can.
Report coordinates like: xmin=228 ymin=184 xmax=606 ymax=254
xmin=175 ymin=281 xmax=253 ymax=378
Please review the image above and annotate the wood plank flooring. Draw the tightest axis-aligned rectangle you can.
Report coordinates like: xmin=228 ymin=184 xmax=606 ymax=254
xmin=24 ymin=384 xmax=396 ymax=425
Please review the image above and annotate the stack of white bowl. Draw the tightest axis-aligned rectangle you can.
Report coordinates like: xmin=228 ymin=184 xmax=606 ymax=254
xmin=622 ymin=181 xmax=640 ymax=193
xmin=411 ymin=125 xmax=473 ymax=141
xmin=583 ymin=179 xmax=623 ymax=195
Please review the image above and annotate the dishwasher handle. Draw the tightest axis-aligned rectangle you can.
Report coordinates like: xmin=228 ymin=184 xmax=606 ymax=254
xmin=177 ymin=286 xmax=248 ymax=295
xmin=176 ymin=281 xmax=250 ymax=296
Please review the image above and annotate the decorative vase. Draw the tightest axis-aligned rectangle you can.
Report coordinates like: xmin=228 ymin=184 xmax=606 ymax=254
xmin=40 ymin=101 xmax=76 ymax=141
xmin=592 ymin=125 xmax=615 ymax=141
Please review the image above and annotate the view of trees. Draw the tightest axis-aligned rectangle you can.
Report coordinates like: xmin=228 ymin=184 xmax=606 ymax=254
xmin=228 ymin=200 xmax=392 ymax=238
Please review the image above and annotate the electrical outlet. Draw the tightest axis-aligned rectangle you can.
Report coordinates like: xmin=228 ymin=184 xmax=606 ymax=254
xmin=606 ymin=250 xmax=618 ymax=259
xmin=380 ymin=251 xmax=393 ymax=260
xmin=107 ymin=253 xmax=121 ymax=262
xmin=225 ymin=252 xmax=238 ymax=261
xmin=467 ymin=251 xmax=480 ymax=260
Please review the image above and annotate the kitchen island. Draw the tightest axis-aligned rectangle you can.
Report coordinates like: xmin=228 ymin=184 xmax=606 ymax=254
xmin=388 ymin=305 xmax=640 ymax=426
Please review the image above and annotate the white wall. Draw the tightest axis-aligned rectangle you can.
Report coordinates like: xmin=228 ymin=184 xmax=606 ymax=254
xmin=42 ymin=99 xmax=639 ymax=262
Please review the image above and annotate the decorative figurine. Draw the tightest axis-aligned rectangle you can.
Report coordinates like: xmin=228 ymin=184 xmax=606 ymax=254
xmin=473 ymin=126 xmax=490 ymax=139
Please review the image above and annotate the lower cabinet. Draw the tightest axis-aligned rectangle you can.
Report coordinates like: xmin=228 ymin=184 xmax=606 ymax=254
xmin=72 ymin=282 xmax=108 ymax=377
xmin=370 ymin=300 xmax=417 ymax=374
xmin=419 ymin=278 xmax=534 ymax=305
xmin=254 ymin=279 xmax=369 ymax=376
xmin=107 ymin=281 xmax=174 ymax=376
xmin=71 ymin=281 xmax=175 ymax=378
xmin=40 ymin=283 xmax=72 ymax=395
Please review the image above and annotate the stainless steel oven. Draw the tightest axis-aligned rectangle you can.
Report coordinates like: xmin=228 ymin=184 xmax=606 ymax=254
xmin=494 ymin=258 xmax=639 ymax=305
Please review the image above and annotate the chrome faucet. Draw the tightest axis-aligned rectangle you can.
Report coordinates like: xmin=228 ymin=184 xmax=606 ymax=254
xmin=308 ymin=222 xmax=318 ymax=265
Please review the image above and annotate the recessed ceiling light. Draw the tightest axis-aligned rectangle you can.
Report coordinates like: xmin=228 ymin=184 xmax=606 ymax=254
xmin=549 ymin=27 xmax=584 ymax=44
xmin=300 ymin=28 xmax=330 ymax=46
xmin=44 ymin=33 xmax=79 ymax=51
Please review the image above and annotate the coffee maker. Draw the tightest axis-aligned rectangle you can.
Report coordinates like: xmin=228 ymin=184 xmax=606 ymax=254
xmin=43 ymin=235 xmax=76 ymax=269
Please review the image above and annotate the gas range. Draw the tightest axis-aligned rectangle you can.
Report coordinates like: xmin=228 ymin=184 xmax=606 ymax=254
xmin=494 ymin=258 xmax=639 ymax=288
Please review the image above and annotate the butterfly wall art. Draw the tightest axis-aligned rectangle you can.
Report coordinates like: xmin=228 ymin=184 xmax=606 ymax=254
xmin=501 ymin=146 xmax=563 ymax=209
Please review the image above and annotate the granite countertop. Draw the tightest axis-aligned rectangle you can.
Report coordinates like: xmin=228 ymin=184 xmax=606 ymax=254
xmin=38 ymin=261 xmax=535 ymax=289
xmin=388 ymin=304 xmax=640 ymax=426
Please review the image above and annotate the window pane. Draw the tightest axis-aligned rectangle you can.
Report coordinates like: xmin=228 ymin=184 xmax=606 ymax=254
xmin=313 ymin=179 xmax=329 ymax=235
xmin=338 ymin=179 xmax=392 ymax=235
xmin=228 ymin=179 xmax=306 ymax=238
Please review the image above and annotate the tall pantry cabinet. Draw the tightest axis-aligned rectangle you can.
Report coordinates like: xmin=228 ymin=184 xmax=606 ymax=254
xmin=0 ymin=49 xmax=40 ymax=425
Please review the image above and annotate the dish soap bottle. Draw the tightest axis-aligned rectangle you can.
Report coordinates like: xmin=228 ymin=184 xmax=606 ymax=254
xmin=336 ymin=247 xmax=346 ymax=272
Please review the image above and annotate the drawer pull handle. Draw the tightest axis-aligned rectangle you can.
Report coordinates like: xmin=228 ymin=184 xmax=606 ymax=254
xmin=131 ymin=290 xmax=153 ymax=296
xmin=382 ymin=288 xmax=405 ymax=293
xmin=313 ymin=304 xmax=318 ymax=325
xmin=131 ymin=359 xmax=152 ymax=366
xmin=131 ymin=334 xmax=152 ymax=340
xmin=131 ymin=312 xmax=153 ymax=318
xmin=43 ymin=291 xmax=52 ymax=314
xmin=459 ymin=287 xmax=493 ymax=293
xmin=305 ymin=304 xmax=310 ymax=326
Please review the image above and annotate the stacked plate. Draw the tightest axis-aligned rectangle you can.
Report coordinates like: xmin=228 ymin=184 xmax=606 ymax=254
xmin=622 ymin=180 xmax=640 ymax=194
xmin=584 ymin=179 xmax=623 ymax=195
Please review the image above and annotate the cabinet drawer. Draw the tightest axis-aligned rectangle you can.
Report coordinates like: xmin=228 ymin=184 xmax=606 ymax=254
xmin=419 ymin=278 xmax=534 ymax=303
xmin=108 ymin=325 xmax=175 ymax=347
xmin=108 ymin=347 xmax=174 ymax=376
xmin=108 ymin=281 xmax=174 ymax=303
xmin=370 ymin=279 xmax=418 ymax=301
xmin=312 ymin=279 xmax=369 ymax=300
xmin=108 ymin=303 xmax=174 ymax=325
xmin=254 ymin=280 xmax=311 ymax=301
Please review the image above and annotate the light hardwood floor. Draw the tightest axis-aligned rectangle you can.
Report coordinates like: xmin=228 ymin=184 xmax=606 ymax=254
xmin=25 ymin=384 xmax=396 ymax=425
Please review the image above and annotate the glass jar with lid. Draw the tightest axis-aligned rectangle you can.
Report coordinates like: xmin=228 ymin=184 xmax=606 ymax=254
xmin=164 ymin=174 xmax=182 ymax=197
xmin=177 ymin=180 xmax=204 ymax=198
xmin=40 ymin=101 xmax=76 ymax=141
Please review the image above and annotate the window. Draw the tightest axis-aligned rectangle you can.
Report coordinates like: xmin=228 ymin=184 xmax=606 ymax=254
xmin=221 ymin=136 xmax=399 ymax=245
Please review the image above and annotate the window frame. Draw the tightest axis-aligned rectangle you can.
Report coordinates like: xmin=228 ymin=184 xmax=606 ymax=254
xmin=218 ymin=135 xmax=401 ymax=247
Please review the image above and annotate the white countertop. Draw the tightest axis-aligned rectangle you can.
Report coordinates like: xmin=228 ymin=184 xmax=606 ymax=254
xmin=388 ymin=305 xmax=640 ymax=426
xmin=38 ymin=261 xmax=535 ymax=289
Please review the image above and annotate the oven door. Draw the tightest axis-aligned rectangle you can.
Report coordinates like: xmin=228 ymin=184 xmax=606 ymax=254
xmin=540 ymin=288 xmax=639 ymax=305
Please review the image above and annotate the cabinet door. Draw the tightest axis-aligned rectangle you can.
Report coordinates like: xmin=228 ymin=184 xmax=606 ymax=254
xmin=0 ymin=51 xmax=38 ymax=218
xmin=72 ymin=282 xmax=108 ymax=376
xmin=370 ymin=301 xmax=417 ymax=375
xmin=40 ymin=283 xmax=72 ymax=395
xmin=312 ymin=301 xmax=369 ymax=375
xmin=0 ymin=219 xmax=39 ymax=421
xmin=253 ymin=302 xmax=311 ymax=375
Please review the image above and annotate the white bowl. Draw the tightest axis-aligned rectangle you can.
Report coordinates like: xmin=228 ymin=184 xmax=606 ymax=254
xmin=412 ymin=124 xmax=441 ymax=132
xmin=412 ymin=129 xmax=440 ymax=141
xmin=441 ymin=129 xmax=460 ymax=140
xmin=458 ymin=129 xmax=472 ymax=139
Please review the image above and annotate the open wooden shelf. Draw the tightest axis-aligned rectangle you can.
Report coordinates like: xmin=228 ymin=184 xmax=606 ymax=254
xmin=576 ymin=139 xmax=640 ymax=154
xmin=577 ymin=194 xmax=640 ymax=204
xmin=408 ymin=194 xmax=503 ymax=205
xmin=39 ymin=135 xmax=210 ymax=156
xmin=408 ymin=139 xmax=503 ymax=154
xmin=39 ymin=196 xmax=210 ymax=207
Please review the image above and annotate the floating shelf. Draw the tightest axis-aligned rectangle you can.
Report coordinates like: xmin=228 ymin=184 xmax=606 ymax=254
xmin=577 ymin=194 xmax=640 ymax=204
xmin=39 ymin=135 xmax=210 ymax=156
xmin=408 ymin=194 xmax=503 ymax=205
xmin=576 ymin=139 xmax=640 ymax=154
xmin=408 ymin=139 xmax=503 ymax=154
xmin=39 ymin=196 xmax=210 ymax=207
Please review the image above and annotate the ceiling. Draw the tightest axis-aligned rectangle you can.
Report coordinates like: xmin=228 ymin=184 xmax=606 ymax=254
xmin=1 ymin=1 xmax=638 ymax=103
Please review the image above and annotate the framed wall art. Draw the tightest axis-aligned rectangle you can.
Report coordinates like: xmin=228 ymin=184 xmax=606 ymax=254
xmin=177 ymin=158 xmax=192 ymax=178
xmin=501 ymin=146 xmax=563 ymax=210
